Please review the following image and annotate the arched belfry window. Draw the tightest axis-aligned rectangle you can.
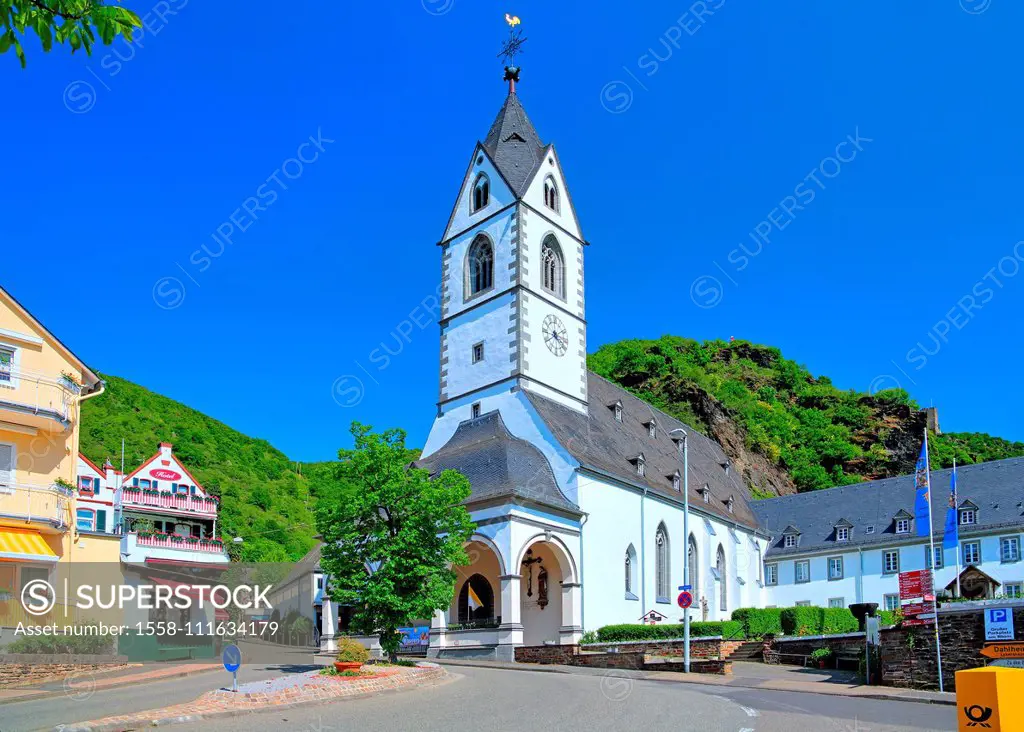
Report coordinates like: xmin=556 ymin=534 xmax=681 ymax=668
xmin=544 ymin=176 xmax=559 ymax=212
xmin=467 ymin=235 xmax=494 ymax=296
xmin=655 ymin=523 xmax=670 ymax=602
xmin=457 ymin=574 xmax=495 ymax=623
xmin=472 ymin=173 xmax=490 ymax=213
xmin=541 ymin=235 xmax=565 ymax=299
xmin=716 ymin=544 xmax=727 ymax=612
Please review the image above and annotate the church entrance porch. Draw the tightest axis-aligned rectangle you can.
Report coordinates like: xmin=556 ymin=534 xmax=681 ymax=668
xmin=517 ymin=537 xmax=581 ymax=647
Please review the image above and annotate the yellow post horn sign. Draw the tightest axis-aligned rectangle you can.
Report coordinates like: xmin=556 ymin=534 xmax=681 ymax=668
xmin=956 ymin=667 xmax=1024 ymax=731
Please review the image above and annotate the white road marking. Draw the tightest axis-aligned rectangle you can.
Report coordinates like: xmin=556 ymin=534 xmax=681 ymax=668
xmin=738 ymin=728 xmax=755 ymax=732
xmin=739 ymin=705 xmax=759 ymax=717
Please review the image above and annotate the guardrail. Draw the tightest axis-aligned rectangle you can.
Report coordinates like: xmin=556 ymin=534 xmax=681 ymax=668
xmin=0 ymin=481 xmax=72 ymax=527
xmin=120 ymin=490 xmax=218 ymax=516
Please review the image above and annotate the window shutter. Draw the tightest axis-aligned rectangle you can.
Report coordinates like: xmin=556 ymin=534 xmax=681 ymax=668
xmin=0 ymin=444 xmax=12 ymax=484
xmin=96 ymin=511 xmax=107 ymax=532
xmin=133 ymin=478 xmax=139 ymax=486
xmin=171 ymin=483 xmax=178 ymax=494
xmin=152 ymin=480 xmax=158 ymax=490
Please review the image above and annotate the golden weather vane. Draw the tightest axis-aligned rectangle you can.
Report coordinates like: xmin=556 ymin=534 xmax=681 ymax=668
xmin=499 ymin=13 xmax=527 ymax=89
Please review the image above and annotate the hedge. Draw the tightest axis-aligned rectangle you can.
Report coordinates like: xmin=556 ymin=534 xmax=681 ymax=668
xmin=730 ymin=608 xmax=783 ymax=638
xmin=780 ymin=606 xmax=859 ymax=636
xmin=594 ymin=620 xmax=744 ymax=643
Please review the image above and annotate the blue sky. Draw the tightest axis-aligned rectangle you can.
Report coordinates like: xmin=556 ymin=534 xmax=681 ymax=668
xmin=5 ymin=1 xmax=1023 ymax=460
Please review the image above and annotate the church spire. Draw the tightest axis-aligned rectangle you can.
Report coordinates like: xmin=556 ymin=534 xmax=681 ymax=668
xmin=499 ymin=14 xmax=526 ymax=96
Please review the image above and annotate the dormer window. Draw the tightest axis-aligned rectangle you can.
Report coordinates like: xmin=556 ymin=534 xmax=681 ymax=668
xmin=784 ymin=534 xmax=798 ymax=548
xmin=671 ymin=471 xmax=681 ymax=492
xmin=543 ymin=176 xmax=559 ymax=212
xmin=836 ymin=527 xmax=850 ymax=542
xmin=782 ymin=526 xmax=801 ymax=548
xmin=721 ymin=460 xmax=731 ymax=476
xmin=726 ymin=496 xmax=735 ymax=514
xmin=959 ymin=504 xmax=978 ymax=526
xmin=674 ymin=438 xmax=684 ymax=458
xmin=610 ymin=401 xmax=623 ymax=422
xmin=632 ymin=454 xmax=646 ymax=478
xmin=471 ymin=173 xmax=489 ymax=213
xmin=645 ymin=419 xmax=657 ymax=439
xmin=700 ymin=485 xmax=711 ymax=503
xmin=896 ymin=518 xmax=910 ymax=534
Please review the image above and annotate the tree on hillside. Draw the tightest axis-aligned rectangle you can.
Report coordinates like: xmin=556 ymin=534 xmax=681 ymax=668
xmin=316 ymin=423 xmax=474 ymax=661
xmin=1 ymin=1 xmax=140 ymax=67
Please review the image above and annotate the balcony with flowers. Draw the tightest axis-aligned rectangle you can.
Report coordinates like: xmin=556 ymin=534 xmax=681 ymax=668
xmin=120 ymin=487 xmax=219 ymax=517
xmin=121 ymin=530 xmax=229 ymax=564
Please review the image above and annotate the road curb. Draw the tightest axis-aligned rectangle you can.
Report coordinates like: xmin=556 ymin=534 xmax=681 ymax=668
xmin=429 ymin=658 xmax=956 ymax=707
xmin=0 ymin=665 xmax=221 ymax=707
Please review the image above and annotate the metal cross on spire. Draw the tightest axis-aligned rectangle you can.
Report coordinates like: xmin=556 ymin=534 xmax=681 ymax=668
xmin=499 ymin=13 xmax=527 ymax=92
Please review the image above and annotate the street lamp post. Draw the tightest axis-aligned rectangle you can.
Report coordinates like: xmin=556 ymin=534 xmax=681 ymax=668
xmin=670 ymin=428 xmax=690 ymax=673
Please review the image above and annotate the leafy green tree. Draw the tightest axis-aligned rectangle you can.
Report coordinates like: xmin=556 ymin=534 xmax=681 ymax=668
xmin=1 ymin=1 xmax=140 ymax=67
xmin=316 ymin=423 xmax=474 ymax=661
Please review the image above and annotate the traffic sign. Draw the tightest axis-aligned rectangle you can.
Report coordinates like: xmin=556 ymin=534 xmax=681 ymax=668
xmin=223 ymin=644 xmax=242 ymax=672
xmin=679 ymin=585 xmax=692 ymax=591
xmin=677 ymin=590 xmax=693 ymax=609
xmin=990 ymin=659 xmax=1024 ymax=669
xmin=981 ymin=643 xmax=1024 ymax=660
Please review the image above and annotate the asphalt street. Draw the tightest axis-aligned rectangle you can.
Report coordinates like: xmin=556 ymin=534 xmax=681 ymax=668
xmin=124 ymin=664 xmax=957 ymax=732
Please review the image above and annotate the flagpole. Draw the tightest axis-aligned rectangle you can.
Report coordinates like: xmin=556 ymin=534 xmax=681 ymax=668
xmin=954 ymin=458 xmax=961 ymax=599
xmin=923 ymin=430 xmax=945 ymax=693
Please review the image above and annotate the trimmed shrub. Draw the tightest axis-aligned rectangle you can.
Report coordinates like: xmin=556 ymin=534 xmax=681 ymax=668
xmin=822 ymin=607 xmax=859 ymax=635
xmin=594 ymin=621 xmax=743 ymax=643
xmin=878 ymin=609 xmax=902 ymax=628
xmin=731 ymin=607 xmax=783 ymax=638
xmin=6 ymin=626 xmax=114 ymax=655
xmin=779 ymin=606 xmax=859 ymax=636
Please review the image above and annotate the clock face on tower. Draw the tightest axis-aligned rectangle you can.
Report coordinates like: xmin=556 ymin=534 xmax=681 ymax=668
xmin=542 ymin=314 xmax=568 ymax=357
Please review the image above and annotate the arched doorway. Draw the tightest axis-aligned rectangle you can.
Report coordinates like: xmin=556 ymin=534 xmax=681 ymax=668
xmin=448 ymin=538 xmax=504 ymax=628
xmin=457 ymin=574 xmax=495 ymax=624
xmin=517 ymin=538 xmax=578 ymax=647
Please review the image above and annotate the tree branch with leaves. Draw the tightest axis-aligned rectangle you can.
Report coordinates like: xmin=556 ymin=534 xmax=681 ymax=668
xmin=316 ymin=422 xmax=475 ymax=661
xmin=1 ymin=0 xmax=140 ymax=67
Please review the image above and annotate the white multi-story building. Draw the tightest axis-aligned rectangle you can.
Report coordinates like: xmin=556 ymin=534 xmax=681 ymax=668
xmin=77 ymin=443 xmax=229 ymax=565
xmin=753 ymin=458 xmax=1024 ymax=611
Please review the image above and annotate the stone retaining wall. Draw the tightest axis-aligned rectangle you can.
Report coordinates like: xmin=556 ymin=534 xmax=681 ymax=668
xmin=513 ymin=641 xmax=734 ymax=675
xmin=582 ymin=638 xmax=729 ymax=659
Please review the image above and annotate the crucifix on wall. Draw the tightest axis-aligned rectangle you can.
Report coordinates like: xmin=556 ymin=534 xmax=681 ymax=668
xmin=522 ymin=549 xmax=543 ymax=598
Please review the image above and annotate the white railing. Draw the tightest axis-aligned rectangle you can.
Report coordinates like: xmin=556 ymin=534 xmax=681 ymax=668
xmin=120 ymin=490 xmax=218 ymax=516
xmin=131 ymin=532 xmax=227 ymax=554
xmin=0 ymin=481 xmax=72 ymax=527
xmin=0 ymin=367 xmax=78 ymax=424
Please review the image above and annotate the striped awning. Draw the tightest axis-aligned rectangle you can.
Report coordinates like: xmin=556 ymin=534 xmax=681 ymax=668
xmin=0 ymin=527 xmax=59 ymax=562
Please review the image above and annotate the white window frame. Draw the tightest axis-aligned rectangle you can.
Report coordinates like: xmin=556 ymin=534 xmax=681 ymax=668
xmin=76 ymin=507 xmax=96 ymax=531
xmin=648 ymin=422 xmax=656 ymax=439
xmin=828 ymin=597 xmax=845 ymax=609
xmin=637 ymin=459 xmax=646 ymax=478
xmin=0 ymin=343 xmax=17 ymax=388
xmin=784 ymin=534 xmax=798 ymax=549
xmin=672 ymin=473 xmax=681 ymax=491
xmin=884 ymin=593 xmax=900 ymax=611
xmin=1005 ymin=582 xmax=1023 ymax=599
xmin=926 ymin=545 xmax=943 ymax=570
xmin=472 ymin=342 xmax=485 ymax=364
xmin=963 ymin=541 xmax=981 ymax=566
xmin=883 ymin=550 xmax=900 ymax=574
xmin=828 ymin=556 xmax=844 ymax=581
xmin=471 ymin=402 xmax=482 ymax=419
xmin=795 ymin=600 xmax=811 ymax=607
xmin=795 ymin=560 xmax=810 ymax=584
xmin=0 ymin=440 xmax=15 ymax=493
xmin=1001 ymin=536 xmax=1020 ymax=564
xmin=895 ymin=518 xmax=910 ymax=534
xmin=836 ymin=526 xmax=850 ymax=542
xmin=614 ymin=404 xmax=622 ymax=422
xmin=960 ymin=509 xmax=977 ymax=526
xmin=765 ymin=563 xmax=778 ymax=586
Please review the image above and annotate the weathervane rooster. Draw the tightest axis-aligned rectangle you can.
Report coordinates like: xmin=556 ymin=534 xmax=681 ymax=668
xmin=499 ymin=13 xmax=527 ymax=91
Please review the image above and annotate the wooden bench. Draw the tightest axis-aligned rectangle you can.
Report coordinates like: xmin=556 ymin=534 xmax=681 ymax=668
xmin=833 ymin=650 xmax=862 ymax=670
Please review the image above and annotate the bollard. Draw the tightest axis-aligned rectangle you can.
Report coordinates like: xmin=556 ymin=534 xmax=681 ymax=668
xmin=956 ymin=666 xmax=1024 ymax=731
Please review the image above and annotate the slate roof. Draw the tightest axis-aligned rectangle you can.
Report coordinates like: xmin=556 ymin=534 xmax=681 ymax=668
xmin=416 ymin=410 xmax=578 ymax=513
xmin=753 ymin=457 xmax=1024 ymax=557
xmin=524 ymin=372 xmax=761 ymax=531
xmin=483 ymin=92 xmax=547 ymax=197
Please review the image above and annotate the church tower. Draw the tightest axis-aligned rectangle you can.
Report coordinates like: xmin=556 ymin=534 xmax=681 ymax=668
xmin=436 ymin=67 xmax=588 ymax=420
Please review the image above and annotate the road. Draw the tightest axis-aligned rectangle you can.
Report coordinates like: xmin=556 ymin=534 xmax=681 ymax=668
xmin=1 ymin=647 xmax=320 ymax=732
xmin=36 ymin=664 xmax=955 ymax=732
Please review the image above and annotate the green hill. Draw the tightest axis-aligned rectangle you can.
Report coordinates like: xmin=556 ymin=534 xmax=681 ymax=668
xmin=589 ymin=337 xmax=1024 ymax=496
xmin=80 ymin=374 xmax=318 ymax=561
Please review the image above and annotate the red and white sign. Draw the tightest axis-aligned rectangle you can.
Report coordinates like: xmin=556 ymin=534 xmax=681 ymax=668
xmin=150 ymin=469 xmax=182 ymax=481
xmin=677 ymin=590 xmax=693 ymax=609
xmin=899 ymin=569 xmax=936 ymax=626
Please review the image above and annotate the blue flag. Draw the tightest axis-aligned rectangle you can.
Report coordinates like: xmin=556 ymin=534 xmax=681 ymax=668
xmin=943 ymin=463 xmax=959 ymax=551
xmin=914 ymin=437 xmax=932 ymax=537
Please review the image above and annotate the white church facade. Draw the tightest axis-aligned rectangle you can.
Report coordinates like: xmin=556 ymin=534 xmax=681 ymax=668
xmin=317 ymin=72 xmax=1024 ymax=662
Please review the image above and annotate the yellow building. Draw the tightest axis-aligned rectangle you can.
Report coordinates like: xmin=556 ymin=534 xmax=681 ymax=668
xmin=0 ymin=285 xmax=117 ymax=628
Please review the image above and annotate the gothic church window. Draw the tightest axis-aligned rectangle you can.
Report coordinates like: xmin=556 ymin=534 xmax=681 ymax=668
xmin=655 ymin=524 xmax=670 ymax=601
xmin=472 ymin=174 xmax=490 ymax=213
xmin=717 ymin=544 xmax=727 ymax=612
xmin=541 ymin=235 xmax=565 ymax=299
xmin=467 ymin=235 xmax=494 ymax=295
xmin=544 ymin=176 xmax=559 ymax=212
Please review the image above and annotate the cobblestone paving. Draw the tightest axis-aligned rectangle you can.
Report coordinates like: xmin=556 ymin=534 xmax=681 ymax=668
xmin=61 ymin=663 xmax=446 ymax=731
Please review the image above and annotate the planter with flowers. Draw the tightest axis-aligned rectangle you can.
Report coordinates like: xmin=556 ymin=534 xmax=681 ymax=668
xmin=810 ymin=647 xmax=832 ymax=669
xmin=333 ymin=638 xmax=370 ymax=673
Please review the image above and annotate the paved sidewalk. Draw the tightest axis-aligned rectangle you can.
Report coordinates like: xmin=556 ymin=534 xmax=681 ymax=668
xmin=429 ymin=657 xmax=956 ymax=706
xmin=60 ymin=663 xmax=448 ymax=731
xmin=0 ymin=663 xmax=219 ymax=705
